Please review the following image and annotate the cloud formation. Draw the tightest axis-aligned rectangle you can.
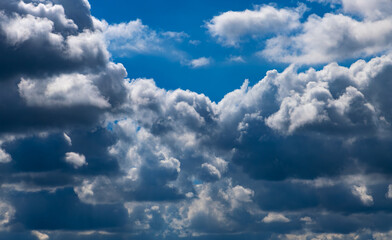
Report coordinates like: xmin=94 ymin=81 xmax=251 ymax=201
xmin=209 ymin=1 xmax=392 ymax=64
xmin=206 ymin=4 xmax=304 ymax=47
xmin=1 ymin=0 xmax=392 ymax=240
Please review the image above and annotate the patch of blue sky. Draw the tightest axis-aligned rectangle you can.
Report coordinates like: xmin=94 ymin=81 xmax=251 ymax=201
xmin=91 ymin=0 xmax=340 ymax=101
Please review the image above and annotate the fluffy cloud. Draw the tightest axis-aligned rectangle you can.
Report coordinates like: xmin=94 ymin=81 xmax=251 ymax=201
xmin=0 ymin=11 xmax=63 ymax=46
xmin=262 ymin=13 xmax=392 ymax=64
xmin=18 ymin=73 xmax=111 ymax=108
xmin=262 ymin=213 xmax=290 ymax=223
xmin=209 ymin=1 xmax=392 ymax=64
xmin=206 ymin=4 xmax=304 ymax=46
xmin=104 ymin=19 xmax=190 ymax=63
xmin=65 ymin=152 xmax=87 ymax=168
xmin=2 ymin=0 xmax=392 ymax=239
xmin=340 ymin=0 xmax=392 ymax=20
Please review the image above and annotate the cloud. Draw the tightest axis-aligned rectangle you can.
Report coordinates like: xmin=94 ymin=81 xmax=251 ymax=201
xmin=2 ymin=0 xmax=392 ymax=239
xmin=65 ymin=152 xmax=87 ymax=168
xmin=262 ymin=213 xmax=290 ymax=223
xmin=17 ymin=1 xmax=78 ymax=30
xmin=0 ymin=148 xmax=12 ymax=163
xmin=0 ymin=202 xmax=14 ymax=228
xmin=0 ymin=11 xmax=63 ymax=46
xmin=227 ymin=56 xmax=245 ymax=63
xmin=104 ymin=19 xmax=190 ymax=62
xmin=189 ymin=57 xmax=211 ymax=68
xmin=208 ymin=1 xmax=392 ymax=64
xmin=31 ymin=230 xmax=49 ymax=240
xmin=63 ymin=133 xmax=72 ymax=146
xmin=352 ymin=185 xmax=374 ymax=206
xmin=18 ymin=73 xmax=111 ymax=108
xmin=104 ymin=19 xmax=161 ymax=55
xmin=206 ymin=5 xmax=304 ymax=47
xmin=261 ymin=13 xmax=392 ymax=64
xmin=387 ymin=185 xmax=392 ymax=199
xmin=340 ymin=0 xmax=392 ymax=20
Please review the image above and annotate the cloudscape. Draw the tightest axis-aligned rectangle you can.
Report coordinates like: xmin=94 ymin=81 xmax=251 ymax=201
xmin=1 ymin=0 xmax=392 ymax=239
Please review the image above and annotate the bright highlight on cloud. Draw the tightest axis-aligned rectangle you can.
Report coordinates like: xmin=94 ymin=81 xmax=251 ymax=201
xmin=1 ymin=0 xmax=392 ymax=240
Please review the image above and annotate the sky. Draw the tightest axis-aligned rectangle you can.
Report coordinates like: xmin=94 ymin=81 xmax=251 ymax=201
xmin=1 ymin=0 xmax=392 ymax=239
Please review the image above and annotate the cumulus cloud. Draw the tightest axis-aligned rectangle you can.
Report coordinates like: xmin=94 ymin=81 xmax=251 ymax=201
xmin=209 ymin=1 xmax=392 ymax=64
xmin=18 ymin=73 xmax=111 ymax=108
xmin=2 ymin=0 xmax=392 ymax=239
xmin=340 ymin=0 xmax=392 ymax=20
xmin=262 ymin=213 xmax=290 ymax=223
xmin=206 ymin=4 xmax=304 ymax=46
xmin=261 ymin=13 xmax=392 ymax=64
xmin=65 ymin=152 xmax=87 ymax=168
xmin=17 ymin=1 xmax=78 ymax=30
xmin=0 ymin=11 xmax=63 ymax=46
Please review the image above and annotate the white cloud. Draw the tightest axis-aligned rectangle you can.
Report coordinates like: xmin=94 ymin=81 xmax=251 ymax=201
xmin=306 ymin=0 xmax=341 ymax=7
xmin=65 ymin=29 xmax=109 ymax=60
xmin=65 ymin=152 xmax=87 ymax=168
xmin=201 ymin=163 xmax=221 ymax=179
xmin=160 ymin=157 xmax=181 ymax=173
xmin=261 ymin=13 xmax=392 ymax=64
xmin=206 ymin=5 xmax=304 ymax=46
xmin=0 ymin=11 xmax=63 ymax=46
xmin=18 ymin=73 xmax=110 ymax=108
xmin=104 ymin=19 xmax=188 ymax=61
xmin=17 ymin=1 xmax=77 ymax=30
xmin=262 ymin=213 xmax=290 ymax=223
xmin=230 ymin=185 xmax=254 ymax=203
xmin=104 ymin=19 xmax=160 ymax=55
xmin=189 ymin=57 xmax=211 ymax=68
xmin=0 ymin=202 xmax=14 ymax=228
xmin=0 ymin=148 xmax=11 ymax=163
xmin=387 ymin=184 xmax=392 ymax=199
xmin=341 ymin=0 xmax=392 ymax=20
xmin=352 ymin=185 xmax=374 ymax=206
xmin=31 ymin=230 xmax=49 ymax=240
xmin=63 ymin=133 xmax=72 ymax=146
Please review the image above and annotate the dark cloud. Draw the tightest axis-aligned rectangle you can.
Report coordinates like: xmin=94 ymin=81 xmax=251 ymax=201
xmin=9 ymin=188 xmax=128 ymax=230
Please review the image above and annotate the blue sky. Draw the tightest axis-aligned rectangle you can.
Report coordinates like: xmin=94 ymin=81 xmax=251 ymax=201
xmin=2 ymin=0 xmax=392 ymax=239
xmin=90 ymin=0 xmax=334 ymax=101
